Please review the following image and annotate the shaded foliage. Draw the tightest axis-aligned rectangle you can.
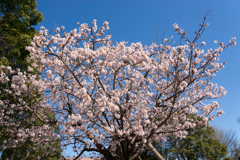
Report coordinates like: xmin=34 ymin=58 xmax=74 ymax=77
xmin=139 ymin=125 xmax=228 ymax=160
xmin=0 ymin=0 xmax=43 ymax=70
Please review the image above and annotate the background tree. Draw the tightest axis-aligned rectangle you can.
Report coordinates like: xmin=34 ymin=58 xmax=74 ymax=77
xmin=139 ymin=120 xmax=228 ymax=160
xmin=0 ymin=0 xmax=43 ymax=70
xmin=213 ymin=126 xmax=240 ymax=160
xmin=169 ymin=126 xmax=227 ymax=160
xmin=0 ymin=0 xmax=61 ymax=159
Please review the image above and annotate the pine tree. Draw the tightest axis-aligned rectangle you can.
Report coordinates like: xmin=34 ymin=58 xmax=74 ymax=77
xmin=139 ymin=123 xmax=228 ymax=160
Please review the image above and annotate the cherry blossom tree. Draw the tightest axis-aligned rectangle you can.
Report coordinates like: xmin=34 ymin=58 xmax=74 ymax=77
xmin=0 ymin=65 xmax=61 ymax=160
xmin=0 ymin=15 xmax=236 ymax=160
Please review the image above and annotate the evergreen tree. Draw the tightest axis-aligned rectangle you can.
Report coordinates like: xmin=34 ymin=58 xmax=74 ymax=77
xmin=139 ymin=125 xmax=228 ymax=160
xmin=0 ymin=0 xmax=43 ymax=70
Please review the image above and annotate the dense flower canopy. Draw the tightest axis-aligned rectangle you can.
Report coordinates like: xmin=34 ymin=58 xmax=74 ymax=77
xmin=0 ymin=18 xmax=236 ymax=160
xmin=0 ymin=65 xmax=59 ymax=156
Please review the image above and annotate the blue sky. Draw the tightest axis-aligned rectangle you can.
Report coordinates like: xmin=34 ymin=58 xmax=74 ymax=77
xmin=36 ymin=0 xmax=240 ymax=157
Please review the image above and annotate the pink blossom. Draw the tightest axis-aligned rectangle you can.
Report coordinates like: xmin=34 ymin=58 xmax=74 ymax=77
xmin=56 ymin=27 xmax=60 ymax=32
xmin=0 ymin=18 xmax=235 ymax=160
xmin=201 ymin=41 xmax=206 ymax=45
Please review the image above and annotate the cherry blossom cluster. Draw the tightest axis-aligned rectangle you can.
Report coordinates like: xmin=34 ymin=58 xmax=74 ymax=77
xmin=1 ymin=18 xmax=236 ymax=160
xmin=0 ymin=65 xmax=60 ymax=158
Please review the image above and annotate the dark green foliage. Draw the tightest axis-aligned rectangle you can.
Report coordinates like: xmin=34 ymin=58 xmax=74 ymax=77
xmin=175 ymin=126 xmax=227 ymax=160
xmin=139 ymin=126 xmax=228 ymax=160
xmin=223 ymin=157 xmax=234 ymax=160
xmin=1 ymin=139 xmax=62 ymax=160
xmin=0 ymin=0 xmax=43 ymax=70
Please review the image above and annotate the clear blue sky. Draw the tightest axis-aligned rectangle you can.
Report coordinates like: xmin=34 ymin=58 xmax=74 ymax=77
xmin=36 ymin=0 xmax=240 ymax=157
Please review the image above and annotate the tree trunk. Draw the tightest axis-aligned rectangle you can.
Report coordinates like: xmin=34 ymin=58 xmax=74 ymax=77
xmin=146 ymin=142 xmax=165 ymax=160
